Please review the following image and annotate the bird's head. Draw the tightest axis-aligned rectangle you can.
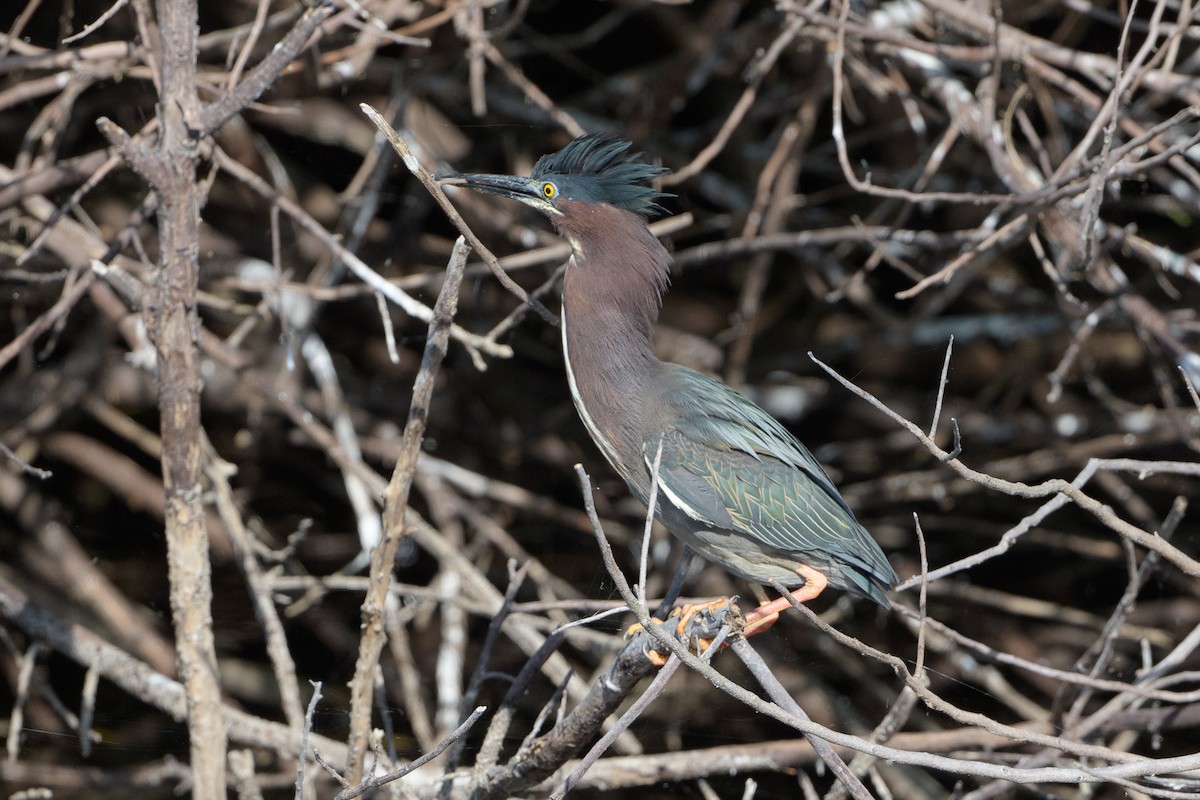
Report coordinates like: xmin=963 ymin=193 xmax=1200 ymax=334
xmin=446 ymin=133 xmax=672 ymax=220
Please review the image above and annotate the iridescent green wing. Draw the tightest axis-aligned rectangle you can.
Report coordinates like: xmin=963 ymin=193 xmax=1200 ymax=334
xmin=650 ymin=426 xmax=865 ymax=557
xmin=648 ymin=366 xmax=896 ymax=596
xmin=658 ymin=365 xmax=852 ymax=516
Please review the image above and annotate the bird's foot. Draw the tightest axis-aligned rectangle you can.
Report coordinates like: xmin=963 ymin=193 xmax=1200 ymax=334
xmin=624 ymin=617 xmax=663 ymax=637
xmin=670 ymin=599 xmax=733 ymax=641
xmin=672 ymin=599 xmax=745 ymax=653
xmin=624 ymin=600 xmax=737 ymax=665
xmin=624 ymin=617 xmax=669 ymax=666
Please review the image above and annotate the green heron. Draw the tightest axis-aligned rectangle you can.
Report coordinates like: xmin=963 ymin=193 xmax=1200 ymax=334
xmin=449 ymin=134 xmax=896 ymax=629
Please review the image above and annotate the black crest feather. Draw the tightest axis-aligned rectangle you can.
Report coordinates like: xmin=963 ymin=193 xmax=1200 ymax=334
xmin=531 ymin=134 xmax=672 ymax=216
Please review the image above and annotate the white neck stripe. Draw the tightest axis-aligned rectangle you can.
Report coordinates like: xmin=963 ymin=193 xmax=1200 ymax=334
xmin=561 ymin=303 xmax=623 ymax=471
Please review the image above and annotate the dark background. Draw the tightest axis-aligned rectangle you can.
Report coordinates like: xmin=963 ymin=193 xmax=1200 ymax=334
xmin=1 ymin=0 xmax=1198 ymax=797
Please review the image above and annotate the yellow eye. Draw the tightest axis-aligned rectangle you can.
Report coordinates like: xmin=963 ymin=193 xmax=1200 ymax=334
xmin=542 ymin=182 xmax=557 ymax=199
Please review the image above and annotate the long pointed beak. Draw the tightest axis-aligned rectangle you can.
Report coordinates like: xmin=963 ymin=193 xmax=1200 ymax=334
xmin=442 ymin=172 xmax=543 ymax=206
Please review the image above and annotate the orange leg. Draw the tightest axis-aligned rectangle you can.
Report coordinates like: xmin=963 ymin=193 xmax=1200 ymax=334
xmin=742 ymin=564 xmax=828 ymax=637
xmin=626 ymin=564 xmax=829 ymax=665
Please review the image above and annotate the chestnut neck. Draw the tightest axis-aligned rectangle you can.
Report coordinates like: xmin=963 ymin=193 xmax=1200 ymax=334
xmin=557 ymin=199 xmax=672 ymax=478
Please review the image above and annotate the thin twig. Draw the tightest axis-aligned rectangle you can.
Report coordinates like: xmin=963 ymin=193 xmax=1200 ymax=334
xmin=929 ymin=335 xmax=953 ymax=437
xmin=360 ymin=102 xmax=558 ymax=326
xmin=293 ymin=681 xmax=324 ymax=800
xmin=810 ymin=352 xmax=1200 ymax=577
xmin=638 ymin=436 xmax=664 ymax=608
xmin=730 ymin=638 xmax=873 ymax=800
xmin=336 ymin=706 xmax=487 ymax=800
xmin=344 ymin=237 xmax=469 ymax=782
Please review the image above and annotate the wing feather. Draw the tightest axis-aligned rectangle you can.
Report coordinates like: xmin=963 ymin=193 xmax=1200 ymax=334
xmin=648 ymin=366 xmax=897 ymax=596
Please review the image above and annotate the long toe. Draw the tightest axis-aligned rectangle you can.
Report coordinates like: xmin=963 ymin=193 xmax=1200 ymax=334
xmin=671 ymin=599 xmax=734 ymax=635
xmin=625 ymin=617 xmax=665 ymax=638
